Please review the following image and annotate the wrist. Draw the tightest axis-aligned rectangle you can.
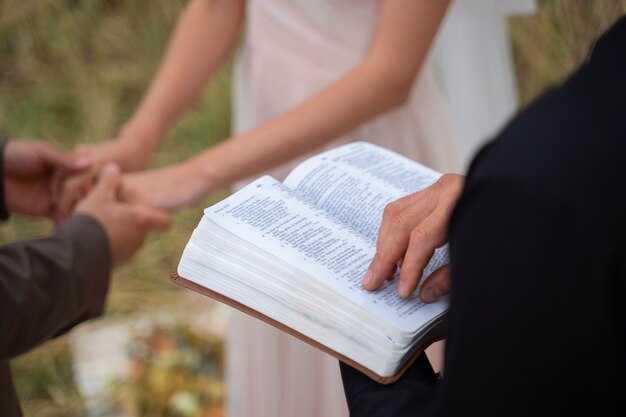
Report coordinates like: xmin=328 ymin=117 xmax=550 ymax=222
xmin=182 ymin=157 xmax=220 ymax=199
xmin=110 ymin=123 xmax=160 ymax=171
xmin=117 ymin=115 xmax=164 ymax=151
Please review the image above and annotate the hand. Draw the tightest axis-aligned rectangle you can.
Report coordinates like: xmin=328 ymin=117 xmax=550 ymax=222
xmin=75 ymin=163 xmax=171 ymax=267
xmin=55 ymin=136 xmax=157 ymax=222
xmin=362 ymin=174 xmax=465 ymax=302
xmin=120 ymin=162 xmax=209 ymax=211
xmin=3 ymin=140 xmax=90 ymax=217
xmin=74 ymin=137 xmax=155 ymax=172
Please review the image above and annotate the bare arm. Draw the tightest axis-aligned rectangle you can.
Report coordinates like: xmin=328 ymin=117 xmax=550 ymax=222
xmin=123 ymin=0 xmax=451 ymax=210
xmin=120 ymin=0 xmax=245 ymax=150
xmin=192 ymin=0 xmax=449 ymax=188
xmin=76 ymin=0 xmax=245 ymax=170
xmin=56 ymin=0 xmax=245 ymax=218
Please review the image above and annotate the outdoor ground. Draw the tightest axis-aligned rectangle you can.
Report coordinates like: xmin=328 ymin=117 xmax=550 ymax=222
xmin=1 ymin=1 xmax=624 ymax=416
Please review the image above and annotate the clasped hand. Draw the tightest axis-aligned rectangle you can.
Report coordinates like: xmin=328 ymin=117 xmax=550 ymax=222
xmin=9 ymin=135 xmax=210 ymax=223
xmin=50 ymin=138 xmax=209 ymax=222
xmin=15 ymin=137 xmax=466 ymax=293
xmin=4 ymin=139 xmax=171 ymax=267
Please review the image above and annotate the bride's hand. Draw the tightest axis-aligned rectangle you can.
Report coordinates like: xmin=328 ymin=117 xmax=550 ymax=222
xmin=74 ymin=137 xmax=155 ymax=172
xmin=54 ymin=136 xmax=157 ymax=222
xmin=120 ymin=163 xmax=211 ymax=211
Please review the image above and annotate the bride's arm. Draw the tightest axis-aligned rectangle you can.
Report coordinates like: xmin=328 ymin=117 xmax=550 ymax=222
xmin=80 ymin=0 xmax=245 ymax=170
xmin=121 ymin=0 xmax=451 ymax=210
xmin=55 ymin=0 xmax=244 ymax=219
xmin=121 ymin=0 xmax=245 ymax=154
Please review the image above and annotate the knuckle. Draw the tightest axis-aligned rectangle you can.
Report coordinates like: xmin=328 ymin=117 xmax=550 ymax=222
xmin=438 ymin=173 xmax=454 ymax=186
xmin=382 ymin=201 xmax=399 ymax=219
xmin=371 ymin=252 xmax=390 ymax=268
xmin=388 ymin=211 xmax=407 ymax=233
xmin=409 ymin=227 xmax=428 ymax=243
xmin=438 ymin=173 xmax=464 ymax=196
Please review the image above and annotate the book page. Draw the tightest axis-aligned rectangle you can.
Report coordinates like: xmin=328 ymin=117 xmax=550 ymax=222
xmin=283 ymin=142 xmax=441 ymax=244
xmin=199 ymin=175 xmax=448 ymax=335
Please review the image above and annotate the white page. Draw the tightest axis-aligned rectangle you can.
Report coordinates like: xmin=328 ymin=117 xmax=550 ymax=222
xmin=284 ymin=142 xmax=442 ymax=244
xmin=283 ymin=141 xmax=450 ymax=302
xmin=198 ymin=175 xmax=448 ymax=334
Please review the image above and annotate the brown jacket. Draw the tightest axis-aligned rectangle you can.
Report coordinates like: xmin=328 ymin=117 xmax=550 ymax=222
xmin=0 ymin=186 xmax=111 ymax=414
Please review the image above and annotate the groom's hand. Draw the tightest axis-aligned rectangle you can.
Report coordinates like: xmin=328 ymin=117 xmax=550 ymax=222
xmin=54 ymin=137 xmax=156 ymax=223
xmin=3 ymin=140 xmax=91 ymax=218
xmin=75 ymin=163 xmax=171 ymax=267
xmin=362 ymin=174 xmax=464 ymax=302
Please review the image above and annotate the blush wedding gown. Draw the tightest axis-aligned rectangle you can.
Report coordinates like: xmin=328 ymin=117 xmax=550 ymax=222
xmin=226 ymin=1 xmax=535 ymax=416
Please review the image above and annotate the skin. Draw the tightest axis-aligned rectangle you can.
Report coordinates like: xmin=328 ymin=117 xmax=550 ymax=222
xmin=75 ymin=164 xmax=171 ymax=267
xmin=2 ymin=140 xmax=171 ymax=267
xmin=3 ymin=140 xmax=90 ymax=218
xmin=362 ymin=174 xmax=465 ymax=301
xmin=55 ymin=0 xmax=451 ymax=215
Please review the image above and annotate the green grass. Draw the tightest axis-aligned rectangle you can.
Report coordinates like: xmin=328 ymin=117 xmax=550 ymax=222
xmin=0 ymin=0 xmax=232 ymax=415
xmin=1 ymin=0 xmax=625 ymax=415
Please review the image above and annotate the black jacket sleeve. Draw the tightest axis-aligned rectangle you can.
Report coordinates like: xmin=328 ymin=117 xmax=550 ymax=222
xmin=340 ymin=16 xmax=626 ymax=417
xmin=341 ymin=353 xmax=439 ymax=417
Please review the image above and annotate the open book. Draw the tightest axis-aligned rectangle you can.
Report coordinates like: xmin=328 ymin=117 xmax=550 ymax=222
xmin=174 ymin=142 xmax=450 ymax=384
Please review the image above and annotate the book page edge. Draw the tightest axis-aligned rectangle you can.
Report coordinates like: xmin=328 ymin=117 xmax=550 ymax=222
xmin=170 ymin=269 xmax=443 ymax=385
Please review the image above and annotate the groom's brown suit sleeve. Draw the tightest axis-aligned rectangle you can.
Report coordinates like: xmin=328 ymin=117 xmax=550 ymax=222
xmin=0 ymin=214 xmax=111 ymax=360
xmin=0 ymin=140 xmax=113 ymax=416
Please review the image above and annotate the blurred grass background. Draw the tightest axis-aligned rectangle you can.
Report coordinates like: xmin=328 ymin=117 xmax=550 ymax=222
xmin=0 ymin=0 xmax=624 ymax=415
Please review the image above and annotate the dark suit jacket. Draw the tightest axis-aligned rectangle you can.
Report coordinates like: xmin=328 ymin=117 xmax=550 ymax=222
xmin=0 ymin=144 xmax=112 ymax=416
xmin=341 ymin=16 xmax=626 ymax=417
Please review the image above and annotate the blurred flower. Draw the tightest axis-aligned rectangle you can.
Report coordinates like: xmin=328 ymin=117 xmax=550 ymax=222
xmin=169 ymin=390 xmax=201 ymax=417
xmin=109 ymin=319 xmax=224 ymax=417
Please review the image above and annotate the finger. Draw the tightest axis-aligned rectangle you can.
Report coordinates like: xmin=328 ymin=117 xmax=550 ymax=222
xmin=418 ymin=264 xmax=451 ymax=303
xmin=81 ymin=180 xmax=93 ymax=196
xmin=50 ymin=169 xmax=68 ymax=208
xmin=397 ymin=235 xmax=435 ymax=298
xmin=74 ymin=144 xmax=92 ymax=155
xmin=363 ymin=194 xmax=437 ymax=291
xmin=132 ymin=205 xmax=172 ymax=232
xmin=39 ymin=144 xmax=92 ymax=171
xmin=362 ymin=202 xmax=411 ymax=290
xmin=385 ymin=264 xmax=398 ymax=281
xmin=91 ymin=163 xmax=122 ymax=201
xmin=397 ymin=210 xmax=449 ymax=298
xmin=57 ymin=167 xmax=100 ymax=218
xmin=375 ymin=191 xmax=437 ymax=256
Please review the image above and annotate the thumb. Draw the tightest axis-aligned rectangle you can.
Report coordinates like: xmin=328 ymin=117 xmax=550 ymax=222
xmin=418 ymin=264 xmax=451 ymax=303
xmin=90 ymin=163 xmax=122 ymax=201
xmin=133 ymin=205 xmax=172 ymax=232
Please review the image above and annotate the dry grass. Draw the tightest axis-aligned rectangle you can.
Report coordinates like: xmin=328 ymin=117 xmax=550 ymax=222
xmin=0 ymin=0 xmax=624 ymax=415
xmin=509 ymin=0 xmax=626 ymax=105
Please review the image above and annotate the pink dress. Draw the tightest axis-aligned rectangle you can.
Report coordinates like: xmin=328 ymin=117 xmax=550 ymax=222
xmin=227 ymin=1 xmax=460 ymax=416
